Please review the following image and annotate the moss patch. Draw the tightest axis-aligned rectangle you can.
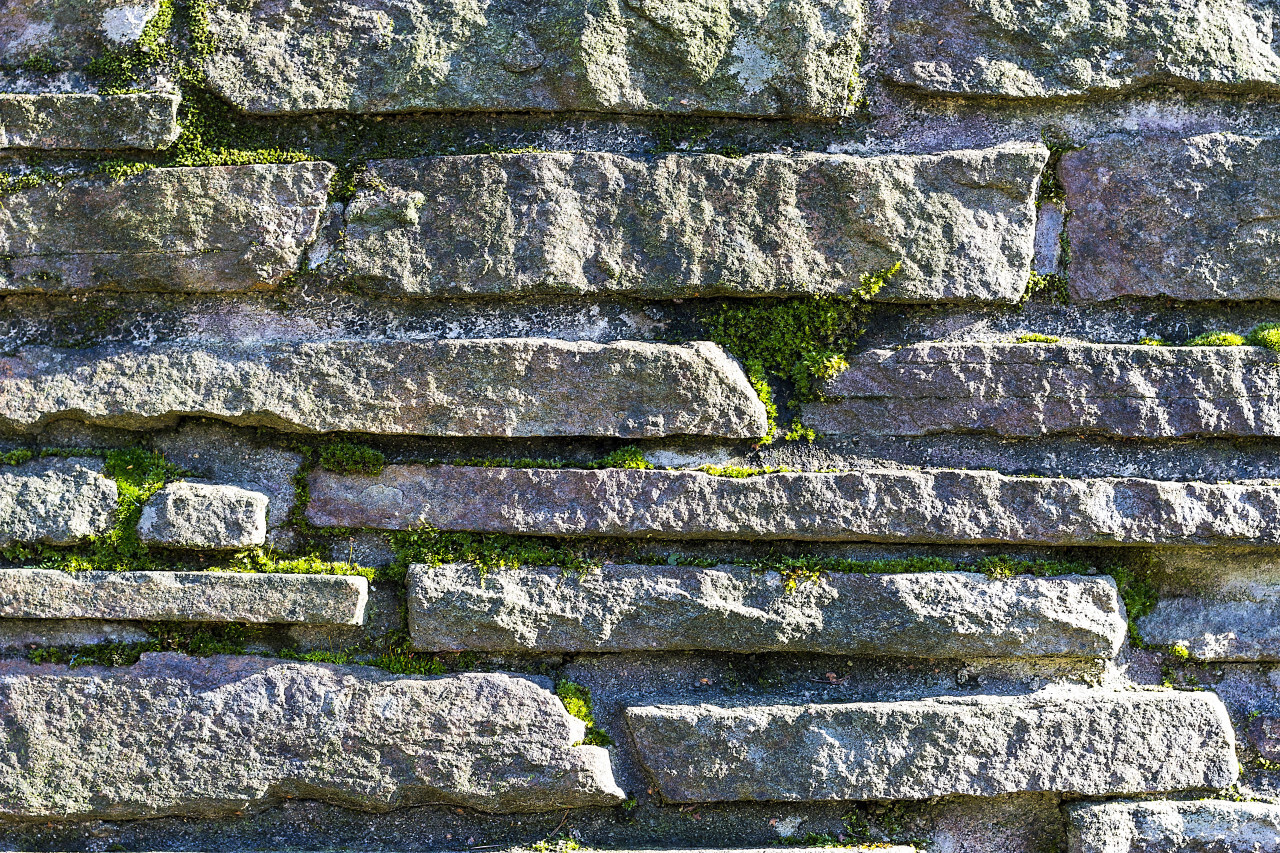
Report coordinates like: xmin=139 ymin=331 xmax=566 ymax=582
xmin=318 ymin=441 xmax=386 ymax=476
xmin=1015 ymin=332 xmax=1060 ymax=344
xmin=556 ymin=680 xmax=614 ymax=747
xmin=1187 ymin=331 xmax=1247 ymax=347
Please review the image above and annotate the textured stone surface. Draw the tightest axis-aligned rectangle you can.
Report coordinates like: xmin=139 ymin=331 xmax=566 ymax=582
xmin=1062 ymin=133 xmax=1280 ymax=302
xmin=626 ymin=689 xmax=1237 ymax=802
xmin=0 ymin=619 xmax=149 ymax=651
xmin=0 ymin=0 xmax=161 ymax=68
xmin=0 ymin=458 xmax=117 ymax=546
xmin=1137 ymin=594 xmax=1280 ymax=660
xmin=806 ymin=343 xmax=1280 ymax=438
xmin=306 ymin=465 xmax=1280 ymax=547
xmin=883 ymin=0 xmax=1280 ymax=99
xmin=0 ymin=163 xmax=334 ymax=294
xmin=204 ymin=0 xmax=863 ymax=119
xmin=408 ymin=564 xmax=1125 ymax=659
xmin=0 ymin=93 xmax=180 ymax=150
xmin=137 ymin=482 xmax=269 ymax=550
xmin=340 ymin=146 xmax=1045 ymax=302
xmin=0 ymin=569 xmax=368 ymax=625
xmin=0 ymin=655 xmax=626 ymax=818
xmin=0 ymin=339 xmax=767 ymax=438
xmin=1067 ymin=800 xmax=1280 ymax=853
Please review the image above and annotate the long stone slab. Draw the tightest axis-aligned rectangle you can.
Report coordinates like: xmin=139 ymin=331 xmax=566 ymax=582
xmin=882 ymin=0 xmax=1280 ymax=99
xmin=806 ymin=343 xmax=1280 ymax=438
xmin=407 ymin=564 xmax=1126 ymax=659
xmin=0 ymin=339 xmax=767 ymax=438
xmin=0 ymin=569 xmax=368 ymax=625
xmin=0 ymin=655 xmax=625 ymax=818
xmin=1137 ymin=595 xmax=1280 ymax=661
xmin=1 ymin=0 xmax=162 ymax=69
xmin=1062 ymin=133 xmax=1280 ymax=302
xmin=203 ymin=0 xmax=863 ymax=119
xmin=339 ymin=145 xmax=1046 ymax=303
xmin=0 ymin=458 xmax=117 ymax=546
xmin=0 ymin=162 xmax=334 ymax=294
xmin=1068 ymin=800 xmax=1280 ymax=853
xmin=625 ymin=690 xmax=1237 ymax=802
xmin=0 ymin=93 xmax=181 ymax=150
xmin=306 ymin=465 xmax=1280 ymax=547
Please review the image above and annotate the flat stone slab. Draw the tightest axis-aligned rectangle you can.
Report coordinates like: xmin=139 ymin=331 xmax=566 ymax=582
xmin=203 ymin=0 xmax=863 ymax=119
xmin=0 ymin=569 xmax=368 ymax=625
xmin=0 ymin=654 xmax=625 ymax=819
xmin=137 ymin=482 xmax=269 ymax=550
xmin=408 ymin=564 xmax=1125 ymax=659
xmin=0 ymin=162 xmax=334 ymax=294
xmin=0 ymin=0 xmax=162 ymax=69
xmin=0 ymin=93 xmax=181 ymax=150
xmin=626 ymin=689 xmax=1237 ymax=802
xmin=807 ymin=343 xmax=1280 ymax=438
xmin=340 ymin=146 xmax=1045 ymax=303
xmin=0 ymin=458 xmax=117 ymax=546
xmin=883 ymin=0 xmax=1280 ymax=99
xmin=0 ymin=339 xmax=767 ymax=438
xmin=1068 ymin=800 xmax=1280 ymax=853
xmin=306 ymin=465 xmax=1280 ymax=547
xmin=1137 ymin=594 xmax=1280 ymax=661
xmin=1062 ymin=133 xmax=1280 ymax=302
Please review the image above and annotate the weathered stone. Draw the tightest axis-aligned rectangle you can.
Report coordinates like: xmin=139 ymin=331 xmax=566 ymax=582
xmin=1067 ymin=800 xmax=1280 ymax=853
xmin=806 ymin=343 xmax=1280 ymax=438
xmin=0 ymin=162 xmax=334 ymax=294
xmin=408 ymin=564 xmax=1125 ymax=659
xmin=0 ymin=458 xmax=117 ymax=546
xmin=1062 ymin=133 xmax=1280 ymax=302
xmin=626 ymin=689 xmax=1237 ymax=802
xmin=306 ymin=465 xmax=1280 ymax=547
xmin=0 ymin=93 xmax=180 ymax=150
xmin=883 ymin=0 xmax=1280 ymax=99
xmin=0 ymin=339 xmax=767 ymax=438
xmin=340 ymin=146 xmax=1046 ymax=303
xmin=0 ymin=0 xmax=161 ymax=68
xmin=1137 ymin=595 xmax=1280 ymax=661
xmin=0 ymin=569 xmax=367 ymax=625
xmin=203 ymin=0 xmax=863 ymax=119
xmin=137 ymin=482 xmax=269 ymax=550
xmin=0 ymin=654 xmax=626 ymax=818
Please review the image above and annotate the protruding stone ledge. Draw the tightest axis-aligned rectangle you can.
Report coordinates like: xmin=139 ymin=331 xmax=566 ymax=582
xmin=0 ymin=339 xmax=767 ymax=438
xmin=0 ymin=569 xmax=368 ymax=625
xmin=340 ymin=146 xmax=1045 ymax=303
xmin=0 ymin=93 xmax=181 ymax=150
xmin=1067 ymin=800 xmax=1280 ymax=853
xmin=0 ymin=162 xmax=334 ymax=294
xmin=0 ymin=655 xmax=626 ymax=819
xmin=138 ymin=482 xmax=269 ymax=550
xmin=626 ymin=690 xmax=1237 ymax=802
xmin=306 ymin=465 xmax=1280 ymax=547
xmin=807 ymin=343 xmax=1280 ymax=438
xmin=408 ymin=564 xmax=1125 ymax=659
xmin=0 ymin=458 xmax=117 ymax=547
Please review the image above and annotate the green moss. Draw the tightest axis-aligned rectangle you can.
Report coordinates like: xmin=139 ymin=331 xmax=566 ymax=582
xmin=1247 ymin=323 xmax=1280 ymax=352
xmin=1015 ymin=333 xmax=1060 ymax=344
xmin=696 ymin=464 xmax=787 ymax=478
xmin=388 ymin=526 xmax=599 ymax=578
xmin=1025 ymin=271 xmax=1070 ymax=305
xmin=85 ymin=0 xmax=174 ymax=94
xmin=1138 ymin=337 xmax=1170 ymax=346
xmin=0 ymin=168 xmax=55 ymax=197
xmin=556 ymin=680 xmax=614 ymax=746
xmin=1187 ymin=331 xmax=1247 ymax=347
xmin=20 ymin=53 xmax=58 ymax=75
xmin=318 ymin=441 xmax=386 ymax=476
xmin=589 ymin=445 xmax=653 ymax=470
xmin=1 ymin=449 xmax=34 ymax=466
xmin=226 ymin=547 xmax=376 ymax=581
xmin=28 ymin=622 xmax=250 ymax=667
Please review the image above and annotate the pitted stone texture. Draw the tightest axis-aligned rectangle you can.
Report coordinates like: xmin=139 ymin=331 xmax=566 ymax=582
xmin=137 ymin=482 xmax=269 ymax=550
xmin=1067 ymin=800 xmax=1280 ymax=853
xmin=0 ymin=163 xmax=334 ymax=294
xmin=0 ymin=655 xmax=626 ymax=819
xmin=203 ymin=0 xmax=863 ymax=119
xmin=408 ymin=564 xmax=1126 ymax=659
xmin=0 ymin=339 xmax=767 ymax=438
xmin=807 ymin=343 xmax=1280 ymax=438
xmin=306 ymin=465 xmax=1280 ymax=547
xmin=0 ymin=0 xmax=161 ymax=68
xmin=626 ymin=689 xmax=1237 ymax=802
xmin=1137 ymin=595 xmax=1280 ymax=661
xmin=1062 ymin=133 xmax=1280 ymax=302
xmin=0 ymin=458 xmax=117 ymax=546
xmin=0 ymin=94 xmax=180 ymax=150
xmin=341 ymin=145 xmax=1045 ymax=303
xmin=883 ymin=0 xmax=1280 ymax=99
xmin=0 ymin=569 xmax=367 ymax=625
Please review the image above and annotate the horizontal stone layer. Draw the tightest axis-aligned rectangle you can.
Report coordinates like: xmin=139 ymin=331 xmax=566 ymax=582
xmin=1137 ymin=595 xmax=1280 ymax=661
xmin=0 ymin=655 xmax=625 ymax=818
xmin=408 ymin=564 xmax=1125 ymax=659
xmin=0 ymin=93 xmax=181 ymax=150
xmin=626 ymin=690 xmax=1237 ymax=802
xmin=1 ymin=0 xmax=161 ymax=68
xmin=341 ymin=145 xmax=1045 ymax=302
xmin=0 ymin=458 xmax=117 ymax=547
xmin=0 ymin=162 xmax=333 ymax=294
xmin=138 ymin=482 xmax=269 ymax=550
xmin=806 ymin=343 xmax=1280 ymax=438
xmin=306 ymin=465 xmax=1280 ymax=547
xmin=0 ymin=339 xmax=767 ymax=438
xmin=1068 ymin=800 xmax=1280 ymax=853
xmin=0 ymin=569 xmax=368 ymax=625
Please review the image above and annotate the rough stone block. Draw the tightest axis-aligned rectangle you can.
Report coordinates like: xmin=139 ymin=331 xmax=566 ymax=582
xmin=0 ymin=458 xmax=117 ymax=546
xmin=0 ymin=93 xmax=180 ymax=150
xmin=137 ymin=482 xmax=269 ymax=550
xmin=1067 ymin=800 xmax=1280 ymax=853
xmin=0 ymin=0 xmax=162 ymax=69
xmin=1137 ymin=595 xmax=1280 ymax=661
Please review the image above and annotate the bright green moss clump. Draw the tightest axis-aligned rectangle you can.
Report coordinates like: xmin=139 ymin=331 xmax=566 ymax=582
xmin=318 ymin=441 xmax=386 ymax=475
xmin=1015 ymin=333 xmax=1060 ymax=344
xmin=389 ymin=526 xmax=598 ymax=578
xmin=0 ymin=449 xmax=34 ymax=466
xmin=1186 ymin=331 xmax=1247 ymax=347
xmin=556 ymin=680 xmax=614 ymax=746
xmin=1247 ymin=322 xmax=1280 ymax=351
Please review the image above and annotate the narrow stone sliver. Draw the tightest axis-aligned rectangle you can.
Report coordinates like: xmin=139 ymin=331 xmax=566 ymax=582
xmin=1067 ymin=800 xmax=1280 ymax=852
xmin=0 ymin=93 xmax=181 ymax=150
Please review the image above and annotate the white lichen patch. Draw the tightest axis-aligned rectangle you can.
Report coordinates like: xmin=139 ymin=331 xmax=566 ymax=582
xmin=728 ymin=34 xmax=779 ymax=94
xmin=100 ymin=1 xmax=160 ymax=45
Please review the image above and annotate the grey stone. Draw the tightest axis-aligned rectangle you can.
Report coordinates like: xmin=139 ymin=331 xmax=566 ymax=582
xmin=0 ymin=569 xmax=368 ymax=625
xmin=0 ymin=339 xmax=767 ymax=438
xmin=1137 ymin=594 xmax=1280 ymax=660
xmin=137 ymin=482 xmax=269 ymax=550
xmin=407 ymin=564 xmax=1125 ymax=659
xmin=305 ymin=464 xmax=1280 ymax=547
xmin=0 ymin=0 xmax=161 ymax=68
xmin=0 ymin=458 xmax=117 ymax=546
xmin=0 ymin=654 xmax=626 ymax=818
xmin=626 ymin=689 xmax=1238 ymax=802
xmin=340 ymin=146 xmax=1046 ymax=303
xmin=0 ymin=93 xmax=180 ymax=150
xmin=1033 ymin=201 xmax=1064 ymax=275
xmin=1067 ymin=800 xmax=1280 ymax=853
xmin=0 ymin=619 xmax=149 ymax=652
xmin=203 ymin=0 xmax=863 ymax=119
xmin=806 ymin=343 xmax=1280 ymax=438
xmin=0 ymin=162 xmax=335 ymax=294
